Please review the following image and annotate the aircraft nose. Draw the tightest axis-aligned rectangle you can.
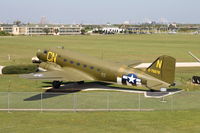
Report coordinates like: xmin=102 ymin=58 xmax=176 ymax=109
xmin=36 ymin=50 xmax=42 ymax=59
xmin=36 ymin=50 xmax=48 ymax=61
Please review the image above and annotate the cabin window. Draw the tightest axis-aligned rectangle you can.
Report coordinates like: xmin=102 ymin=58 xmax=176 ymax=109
xmin=70 ymin=61 xmax=74 ymax=64
xmin=77 ymin=63 xmax=80 ymax=66
xmin=64 ymin=59 xmax=67 ymax=62
xmin=83 ymin=65 xmax=87 ymax=68
xmin=90 ymin=66 xmax=94 ymax=69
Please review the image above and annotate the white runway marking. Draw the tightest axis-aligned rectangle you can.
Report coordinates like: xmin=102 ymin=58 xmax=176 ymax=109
xmin=42 ymin=83 xmax=182 ymax=98
xmin=82 ymin=88 xmax=145 ymax=93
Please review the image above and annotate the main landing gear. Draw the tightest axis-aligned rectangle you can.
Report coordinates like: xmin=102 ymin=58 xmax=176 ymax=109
xmin=52 ymin=81 xmax=85 ymax=89
xmin=192 ymin=76 xmax=200 ymax=84
xmin=52 ymin=81 xmax=62 ymax=89
xmin=77 ymin=81 xmax=85 ymax=84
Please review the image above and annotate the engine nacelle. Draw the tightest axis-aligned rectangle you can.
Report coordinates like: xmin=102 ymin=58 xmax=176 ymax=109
xmin=2 ymin=64 xmax=38 ymax=74
xmin=32 ymin=56 xmax=41 ymax=63
xmin=0 ymin=66 xmax=4 ymax=74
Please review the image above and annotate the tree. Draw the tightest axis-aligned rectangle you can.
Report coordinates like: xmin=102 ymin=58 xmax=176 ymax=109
xmin=81 ymin=29 xmax=86 ymax=35
xmin=0 ymin=31 xmax=11 ymax=36
xmin=54 ymin=28 xmax=59 ymax=35
xmin=13 ymin=20 xmax=21 ymax=26
xmin=43 ymin=28 xmax=50 ymax=35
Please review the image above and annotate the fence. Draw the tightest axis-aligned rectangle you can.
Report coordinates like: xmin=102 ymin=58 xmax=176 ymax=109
xmin=0 ymin=91 xmax=200 ymax=112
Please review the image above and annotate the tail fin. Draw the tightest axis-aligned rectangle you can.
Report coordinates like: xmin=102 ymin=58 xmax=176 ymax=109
xmin=146 ymin=55 xmax=176 ymax=85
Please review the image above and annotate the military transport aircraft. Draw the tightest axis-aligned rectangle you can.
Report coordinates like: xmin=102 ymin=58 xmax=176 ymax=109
xmin=22 ymin=48 xmax=176 ymax=91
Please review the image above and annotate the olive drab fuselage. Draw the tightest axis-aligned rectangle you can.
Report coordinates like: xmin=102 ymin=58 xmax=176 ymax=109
xmin=36 ymin=49 xmax=173 ymax=90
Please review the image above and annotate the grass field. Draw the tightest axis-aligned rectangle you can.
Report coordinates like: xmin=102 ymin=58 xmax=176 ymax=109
xmin=0 ymin=34 xmax=200 ymax=64
xmin=1 ymin=111 xmax=200 ymax=133
xmin=0 ymin=34 xmax=200 ymax=133
xmin=0 ymin=34 xmax=200 ymax=91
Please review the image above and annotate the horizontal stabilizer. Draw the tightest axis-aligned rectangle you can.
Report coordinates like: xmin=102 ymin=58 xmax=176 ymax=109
xmin=134 ymin=62 xmax=200 ymax=68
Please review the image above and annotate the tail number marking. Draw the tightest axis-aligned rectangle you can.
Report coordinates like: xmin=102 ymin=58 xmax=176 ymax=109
xmin=147 ymin=69 xmax=161 ymax=75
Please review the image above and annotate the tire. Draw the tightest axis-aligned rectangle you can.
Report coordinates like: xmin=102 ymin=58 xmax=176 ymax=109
xmin=77 ymin=81 xmax=84 ymax=85
xmin=52 ymin=81 xmax=62 ymax=89
xmin=192 ymin=76 xmax=200 ymax=84
xmin=192 ymin=76 xmax=197 ymax=83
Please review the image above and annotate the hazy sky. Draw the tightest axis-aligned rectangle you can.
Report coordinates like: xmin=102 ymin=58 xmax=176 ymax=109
xmin=1 ymin=0 xmax=200 ymax=24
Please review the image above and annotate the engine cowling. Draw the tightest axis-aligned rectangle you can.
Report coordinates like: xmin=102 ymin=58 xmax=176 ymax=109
xmin=2 ymin=64 xmax=38 ymax=74
xmin=32 ymin=56 xmax=41 ymax=63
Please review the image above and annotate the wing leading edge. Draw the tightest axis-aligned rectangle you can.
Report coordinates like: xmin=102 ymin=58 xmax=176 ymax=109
xmin=21 ymin=67 xmax=95 ymax=81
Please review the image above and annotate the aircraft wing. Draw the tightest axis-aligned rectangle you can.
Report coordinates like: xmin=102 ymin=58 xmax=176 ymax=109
xmin=21 ymin=67 xmax=95 ymax=81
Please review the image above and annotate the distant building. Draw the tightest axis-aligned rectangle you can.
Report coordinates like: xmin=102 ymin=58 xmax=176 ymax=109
xmin=168 ymin=23 xmax=177 ymax=28
xmin=0 ymin=24 xmax=82 ymax=35
xmin=0 ymin=24 xmax=13 ymax=33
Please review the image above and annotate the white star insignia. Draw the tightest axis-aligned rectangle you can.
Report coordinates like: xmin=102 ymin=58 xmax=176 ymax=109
xmin=128 ymin=75 xmax=136 ymax=83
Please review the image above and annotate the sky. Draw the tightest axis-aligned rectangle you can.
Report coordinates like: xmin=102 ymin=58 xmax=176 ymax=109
xmin=1 ymin=0 xmax=200 ymax=24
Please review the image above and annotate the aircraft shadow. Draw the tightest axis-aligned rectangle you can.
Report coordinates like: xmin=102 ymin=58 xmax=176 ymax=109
xmin=24 ymin=81 xmax=182 ymax=101
xmin=24 ymin=81 xmax=147 ymax=101
xmin=46 ymin=81 xmax=148 ymax=92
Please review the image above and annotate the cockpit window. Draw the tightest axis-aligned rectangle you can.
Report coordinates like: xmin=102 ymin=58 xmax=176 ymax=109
xmin=43 ymin=50 xmax=48 ymax=54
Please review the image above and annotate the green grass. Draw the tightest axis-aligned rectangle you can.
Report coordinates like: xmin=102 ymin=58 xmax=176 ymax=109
xmin=0 ymin=34 xmax=200 ymax=64
xmin=0 ymin=34 xmax=200 ymax=133
xmin=1 ymin=91 xmax=200 ymax=111
xmin=0 ymin=34 xmax=200 ymax=91
xmin=1 ymin=111 xmax=200 ymax=133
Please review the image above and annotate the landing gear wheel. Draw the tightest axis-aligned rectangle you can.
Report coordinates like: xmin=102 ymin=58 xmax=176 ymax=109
xmin=192 ymin=76 xmax=198 ymax=84
xmin=52 ymin=81 xmax=62 ymax=89
xmin=77 ymin=81 xmax=84 ymax=85
xmin=149 ymin=89 xmax=155 ymax=92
